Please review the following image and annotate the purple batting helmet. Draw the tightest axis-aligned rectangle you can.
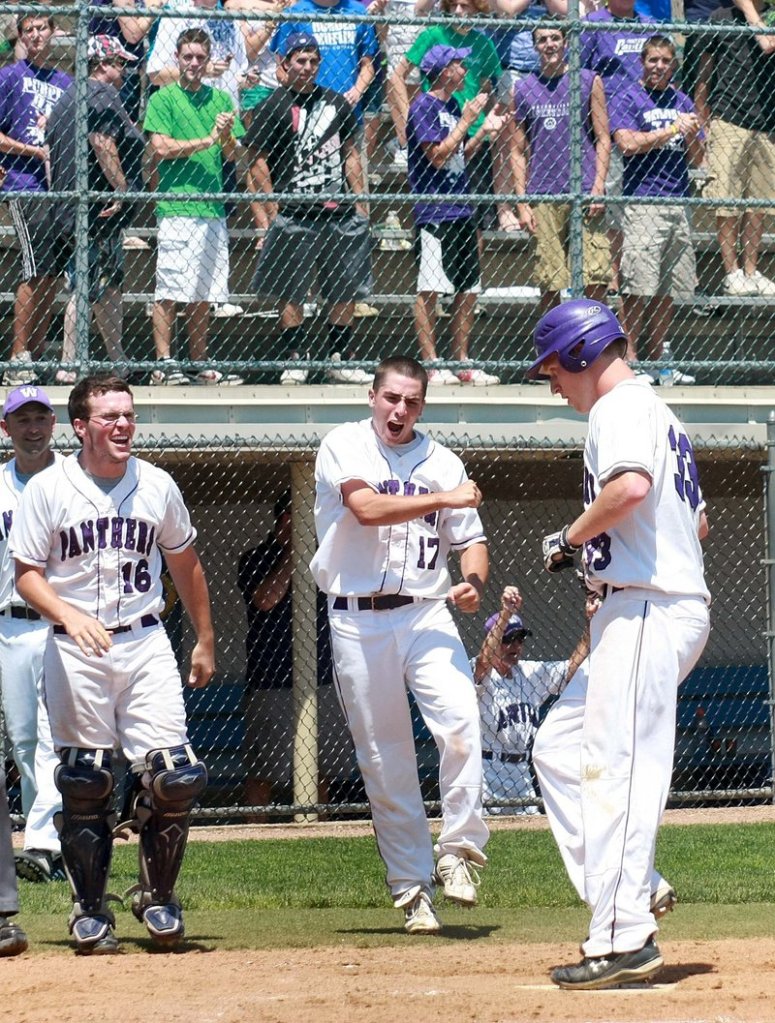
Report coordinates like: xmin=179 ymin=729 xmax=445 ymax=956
xmin=526 ymin=299 xmax=626 ymax=380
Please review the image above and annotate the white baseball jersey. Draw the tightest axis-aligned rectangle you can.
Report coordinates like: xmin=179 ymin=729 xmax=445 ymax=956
xmin=311 ymin=419 xmax=486 ymax=597
xmin=582 ymin=379 xmax=710 ymax=601
xmin=0 ymin=453 xmax=63 ymax=611
xmin=9 ymin=454 xmax=196 ymax=626
xmin=474 ymin=657 xmax=568 ymax=757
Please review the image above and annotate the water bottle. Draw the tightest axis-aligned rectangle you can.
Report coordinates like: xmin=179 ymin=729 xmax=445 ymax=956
xmin=658 ymin=342 xmax=675 ymax=388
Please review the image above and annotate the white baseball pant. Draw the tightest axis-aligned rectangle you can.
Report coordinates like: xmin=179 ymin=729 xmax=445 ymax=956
xmin=0 ymin=616 xmax=61 ymax=852
xmin=329 ymin=598 xmax=488 ymax=901
xmin=533 ymin=589 xmax=709 ymax=956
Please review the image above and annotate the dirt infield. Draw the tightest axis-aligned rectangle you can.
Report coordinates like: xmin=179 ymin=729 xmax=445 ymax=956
xmin=3 ymin=938 xmax=775 ymax=1023
xmin=7 ymin=807 xmax=775 ymax=1023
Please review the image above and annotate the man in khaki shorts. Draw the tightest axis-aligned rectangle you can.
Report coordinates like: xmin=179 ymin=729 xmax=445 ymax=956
xmin=611 ymin=35 xmax=703 ymax=384
xmin=514 ymin=23 xmax=610 ymax=315
xmin=695 ymin=0 xmax=775 ymax=297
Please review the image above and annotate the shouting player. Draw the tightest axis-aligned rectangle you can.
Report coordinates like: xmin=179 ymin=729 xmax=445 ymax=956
xmin=529 ymin=300 xmax=710 ymax=990
xmin=10 ymin=375 xmax=214 ymax=955
xmin=311 ymin=355 xmax=489 ymax=934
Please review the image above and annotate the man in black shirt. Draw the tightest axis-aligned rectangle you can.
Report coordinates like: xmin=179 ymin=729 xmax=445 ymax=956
xmin=237 ymin=491 xmax=352 ymax=812
xmin=245 ymin=31 xmax=373 ymax=385
xmin=45 ymin=34 xmax=145 ymax=380
xmin=695 ymin=1 xmax=775 ymax=297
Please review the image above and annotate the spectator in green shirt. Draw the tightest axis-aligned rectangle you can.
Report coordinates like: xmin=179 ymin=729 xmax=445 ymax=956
xmin=144 ymin=26 xmax=246 ymax=386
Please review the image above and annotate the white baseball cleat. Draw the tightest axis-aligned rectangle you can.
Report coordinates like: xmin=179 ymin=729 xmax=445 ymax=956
xmin=650 ymin=878 xmax=677 ymax=920
xmin=433 ymin=854 xmax=481 ymax=907
xmin=397 ymin=886 xmax=442 ymax=934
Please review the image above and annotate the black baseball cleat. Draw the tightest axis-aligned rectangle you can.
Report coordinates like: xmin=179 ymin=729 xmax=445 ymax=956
xmin=0 ymin=917 xmax=28 ymax=957
xmin=552 ymin=936 xmax=664 ymax=990
xmin=15 ymin=849 xmax=66 ymax=883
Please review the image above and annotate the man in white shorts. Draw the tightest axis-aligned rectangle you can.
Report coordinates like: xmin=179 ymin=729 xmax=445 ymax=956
xmin=11 ymin=374 xmax=215 ymax=956
xmin=144 ymin=27 xmax=245 ymax=386
xmin=529 ymin=299 xmax=710 ymax=990
xmin=311 ymin=355 xmax=490 ymax=934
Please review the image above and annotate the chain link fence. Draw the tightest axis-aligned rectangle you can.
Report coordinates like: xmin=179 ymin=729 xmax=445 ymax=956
xmin=0 ymin=3 xmax=774 ymax=385
xmin=3 ymin=428 xmax=764 ymax=820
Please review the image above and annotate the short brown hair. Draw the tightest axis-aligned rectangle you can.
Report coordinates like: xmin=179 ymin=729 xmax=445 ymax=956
xmin=440 ymin=0 xmax=490 ymax=15
xmin=372 ymin=356 xmax=428 ymax=398
xmin=641 ymin=34 xmax=675 ymax=60
xmin=68 ymin=375 xmax=133 ymax=430
xmin=177 ymin=27 xmax=212 ymax=55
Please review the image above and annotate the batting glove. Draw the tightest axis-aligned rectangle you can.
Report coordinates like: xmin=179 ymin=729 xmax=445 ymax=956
xmin=542 ymin=525 xmax=581 ymax=574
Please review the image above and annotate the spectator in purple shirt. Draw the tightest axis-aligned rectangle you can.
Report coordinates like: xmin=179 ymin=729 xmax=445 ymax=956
xmin=581 ymin=0 xmax=654 ymax=295
xmin=0 ymin=12 xmax=72 ymax=386
xmin=611 ymin=35 xmax=703 ymax=383
xmin=408 ymin=44 xmax=507 ymax=386
xmin=513 ymin=23 xmax=610 ymax=315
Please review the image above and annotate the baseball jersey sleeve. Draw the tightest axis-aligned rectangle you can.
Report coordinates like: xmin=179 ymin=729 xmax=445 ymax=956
xmin=154 ymin=474 xmax=197 ymax=554
xmin=9 ymin=467 xmax=58 ymax=568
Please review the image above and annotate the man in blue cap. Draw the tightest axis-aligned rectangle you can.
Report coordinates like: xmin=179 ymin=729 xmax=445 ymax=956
xmin=407 ymin=44 xmax=506 ymax=386
xmin=0 ymin=385 xmax=63 ymax=884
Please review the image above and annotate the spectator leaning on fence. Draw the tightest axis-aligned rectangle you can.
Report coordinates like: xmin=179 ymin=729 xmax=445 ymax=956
xmin=694 ymin=0 xmax=775 ymax=297
xmin=580 ymin=0 xmax=655 ymax=296
xmin=46 ymin=35 xmax=146 ymax=384
xmin=246 ymin=32 xmax=373 ymax=385
xmin=513 ymin=23 xmax=610 ymax=316
xmin=144 ymin=27 xmax=246 ymax=386
xmin=0 ymin=10 xmax=72 ymax=387
xmin=408 ymin=45 xmax=506 ymax=385
xmin=611 ymin=34 xmax=702 ymax=384
xmin=473 ymin=585 xmax=591 ymax=817
xmin=392 ymin=0 xmax=520 ymax=232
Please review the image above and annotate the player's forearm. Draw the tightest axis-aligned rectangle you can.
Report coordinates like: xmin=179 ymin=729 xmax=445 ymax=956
xmin=566 ymin=471 xmax=651 ymax=547
xmin=345 ymin=488 xmax=453 ymax=526
xmin=15 ymin=563 xmax=77 ymax=625
xmin=459 ymin=542 xmax=489 ymax=598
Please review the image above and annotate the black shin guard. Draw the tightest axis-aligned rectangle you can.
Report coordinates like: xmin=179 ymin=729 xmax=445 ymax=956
xmin=54 ymin=748 xmax=115 ymax=915
xmin=137 ymin=745 xmax=207 ymax=905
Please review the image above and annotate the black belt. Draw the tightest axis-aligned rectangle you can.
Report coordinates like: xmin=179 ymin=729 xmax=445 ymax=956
xmin=0 ymin=605 xmax=41 ymax=621
xmin=602 ymin=585 xmax=625 ymax=599
xmin=333 ymin=595 xmax=416 ymax=612
xmin=482 ymin=750 xmax=527 ymax=765
xmin=54 ymin=613 xmax=158 ymax=636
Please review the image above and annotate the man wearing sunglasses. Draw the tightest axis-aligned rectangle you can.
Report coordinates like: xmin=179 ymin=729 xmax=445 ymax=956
xmin=473 ymin=584 xmax=590 ymax=817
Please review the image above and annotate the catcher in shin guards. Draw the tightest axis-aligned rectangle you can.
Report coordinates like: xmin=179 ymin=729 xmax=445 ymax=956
xmin=10 ymin=375 xmax=214 ymax=955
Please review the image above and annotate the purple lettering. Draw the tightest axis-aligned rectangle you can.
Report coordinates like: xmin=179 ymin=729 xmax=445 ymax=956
xmin=59 ymin=530 xmax=68 ymax=561
xmin=145 ymin=526 xmax=155 ymax=555
xmin=136 ymin=521 xmax=148 ymax=554
xmin=67 ymin=526 xmax=82 ymax=558
xmin=111 ymin=517 xmax=124 ymax=549
xmin=124 ymin=518 xmax=137 ymax=551
xmin=96 ymin=517 xmax=109 ymax=549
xmin=80 ymin=521 xmax=95 ymax=554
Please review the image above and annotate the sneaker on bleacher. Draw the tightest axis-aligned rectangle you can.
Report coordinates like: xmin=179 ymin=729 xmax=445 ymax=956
xmin=196 ymin=369 xmax=243 ymax=386
xmin=457 ymin=368 xmax=500 ymax=386
xmin=723 ymin=269 xmax=758 ymax=296
xmin=327 ymin=352 xmax=371 ymax=384
xmin=745 ymin=270 xmax=775 ymax=297
xmin=150 ymin=359 xmax=189 ymax=386
xmin=3 ymin=351 xmax=37 ymax=386
xmin=427 ymin=368 xmax=460 ymax=385
xmin=211 ymin=302 xmax=244 ymax=318
xmin=390 ymin=146 xmax=408 ymax=171
xmin=280 ymin=350 xmax=309 ymax=385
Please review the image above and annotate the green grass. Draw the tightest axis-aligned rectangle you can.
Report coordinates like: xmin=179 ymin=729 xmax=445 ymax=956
xmin=16 ymin=820 xmax=775 ymax=953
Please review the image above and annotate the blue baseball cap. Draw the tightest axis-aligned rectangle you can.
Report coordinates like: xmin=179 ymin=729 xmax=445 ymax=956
xmin=282 ymin=31 xmax=320 ymax=57
xmin=420 ymin=45 xmax=472 ymax=79
xmin=3 ymin=384 xmax=54 ymax=418
xmin=484 ymin=612 xmax=532 ymax=641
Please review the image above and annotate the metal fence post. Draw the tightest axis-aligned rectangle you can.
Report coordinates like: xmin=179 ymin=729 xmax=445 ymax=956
xmin=290 ymin=460 xmax=319 ymax=821
xmin=765 ymin=412 xmax=775 ymax=804
xmin=567 ymin=0 xmax=584 ymax=298
xmin=73 ymin=1 xmax=91 ymax=373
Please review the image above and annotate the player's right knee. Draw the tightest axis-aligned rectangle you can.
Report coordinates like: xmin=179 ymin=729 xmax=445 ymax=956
xmin=55 ymin=747 xmax=114 ymax=811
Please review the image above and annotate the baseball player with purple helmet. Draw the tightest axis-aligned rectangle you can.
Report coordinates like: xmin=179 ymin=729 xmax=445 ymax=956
xmin=9 ymin=375 xmax=214 ymax=956
xmin=311 ymin=355 xmax=489 ymax=935
xmin=528 ymin=299 xmax=710 ymax=990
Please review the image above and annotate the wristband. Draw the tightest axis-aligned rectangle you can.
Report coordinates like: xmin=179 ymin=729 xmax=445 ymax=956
xmin=670 ymin=122 xmax=680 ymax=136
xmin=559 ymin=524 xmax=581 ymax=556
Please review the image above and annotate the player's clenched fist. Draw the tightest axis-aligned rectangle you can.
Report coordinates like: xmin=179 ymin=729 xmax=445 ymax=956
xmin=445 ymin=479 xmax=482 ymax=509
xmin=542 ymin=525 xmax=581 ymax=574
xmin=501 ymin=585 xmax=522 ymax=613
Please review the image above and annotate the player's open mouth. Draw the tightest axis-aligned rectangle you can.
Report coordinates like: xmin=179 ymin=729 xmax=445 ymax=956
xmin=387 ymin=421 xmax=404 ymax=437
